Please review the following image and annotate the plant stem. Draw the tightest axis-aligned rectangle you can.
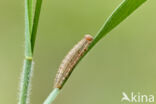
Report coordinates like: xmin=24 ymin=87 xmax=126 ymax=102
xmin=19 ymin=0 xmax=43 ymax=103
xmin=19 ymin=59 xmax=33 ymax=104
xmin=43 ymin=88 xmax=60 ymax=104
xmin=18 ymin=0 xmax=33 ymax=104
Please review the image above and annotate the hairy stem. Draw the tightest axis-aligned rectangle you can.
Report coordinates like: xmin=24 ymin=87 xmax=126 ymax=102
xmin=19 ymin=0 xmax=43 ymax=103
xmin=19 ymin=59 xmax=34 ymax=104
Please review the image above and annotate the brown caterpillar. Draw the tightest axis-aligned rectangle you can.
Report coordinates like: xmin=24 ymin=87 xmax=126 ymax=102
xmin=54 ymin=35 xmax=93 ymax=89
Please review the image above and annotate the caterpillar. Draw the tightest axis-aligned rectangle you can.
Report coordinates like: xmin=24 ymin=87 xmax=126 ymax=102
xmin=54 ymin=35 xmax=93 ymax=89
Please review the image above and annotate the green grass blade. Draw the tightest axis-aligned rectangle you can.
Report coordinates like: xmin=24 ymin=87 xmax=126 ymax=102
xmin=76 ymin=0 xmax=147 ymax=83
xmin=31 ymin=0 xmax=43 ymax=53
xmin=25 ymin=0 xmax=32 ymax=59
xmin=59 ymin=0 xmax=147 ymax=89
xmin=92 ymin=0 xmax=147 ymax=47
xmin=64 ymin=0 xmax=147 ymax=89
xmin=44 ymin=0 xmax=147 ymax=103
xmin=28 ymin=0 xmax=33 ymax=33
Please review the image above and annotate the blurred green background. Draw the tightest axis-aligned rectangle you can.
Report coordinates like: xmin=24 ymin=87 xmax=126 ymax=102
xmin=0 ymin=0 xmax=156 ymax=104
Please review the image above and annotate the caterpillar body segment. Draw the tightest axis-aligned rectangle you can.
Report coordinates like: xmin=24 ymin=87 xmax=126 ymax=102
xmin=54 ymin=35 xmax=93 ymax=89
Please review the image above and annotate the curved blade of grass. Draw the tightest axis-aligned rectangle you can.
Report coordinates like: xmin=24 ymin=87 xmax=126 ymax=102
xmin=43 ymin=0 xmax=147 ymax=104
xmin=71 ymin=0 xmax=147 ymax=77
xmin=91 ymin=0 xmax=147 ymax=47
xmin=31 ymin=0 xmax=43 ymax=53
xmin=65 ymin=0 xmax=147 ymax=90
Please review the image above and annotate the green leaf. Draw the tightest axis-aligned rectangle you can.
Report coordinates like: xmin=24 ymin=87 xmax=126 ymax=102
xmin=56 ymin=0 xmax=147 ymax=89
xmin=91 ymin=0 xmax=147 ymax=48
xmin=25 ymin=0 xmax=32 ymax=58
xmin=31 ymin=0 xmax=43 ymax=53
xmin=55 ymin=0 xmax=147 ymax=91
xmin=64 ymin=0 xmax=147 ymax=89
xmin=43 ymin=0 xmax=147 ymax=103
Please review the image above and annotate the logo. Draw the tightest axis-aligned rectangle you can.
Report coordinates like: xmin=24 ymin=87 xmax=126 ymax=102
xmin=121 ymin=92 xmax=154 ymax=103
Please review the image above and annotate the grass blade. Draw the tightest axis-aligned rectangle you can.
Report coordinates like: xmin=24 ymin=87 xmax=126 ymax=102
xmin=25 ymin=0 xmax=32 ymax=58
xmin=31 ymin=0 xmax=43 ymax=53
xmin=92 ymin=0 xmax=147 ymax=46
xmin=28 ymin=0 xmax=33 ymax=33
xmin=44 ymin=0 xmax=147 ymax=104
xmin=76 ymin=0 xmax=147 ymax=67
xmin=64 ymin=0 xmax=147 ymax=89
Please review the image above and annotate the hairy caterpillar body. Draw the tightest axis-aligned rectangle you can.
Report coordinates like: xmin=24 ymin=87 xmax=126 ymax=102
xmin=54 ymin=35 xmax=93 ymax=89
